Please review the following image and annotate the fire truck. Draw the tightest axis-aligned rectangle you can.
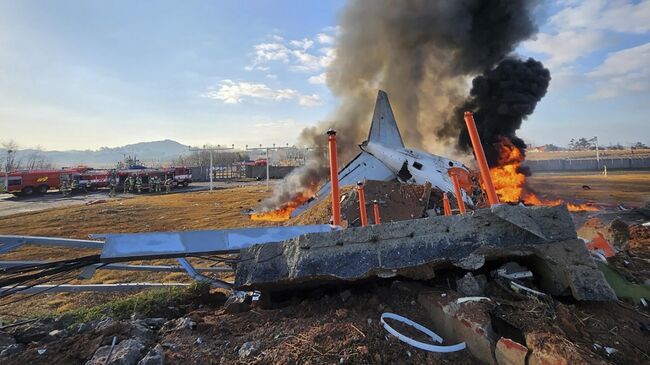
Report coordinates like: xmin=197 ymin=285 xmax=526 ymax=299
xmin=2 ymin=167 xmax=192 ymax=196
xmin=2 ymin=169 xmax=81 ymax=196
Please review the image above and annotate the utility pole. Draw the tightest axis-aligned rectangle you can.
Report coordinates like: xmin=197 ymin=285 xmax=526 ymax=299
xmin=189 ymin=144 xmax=235 ymax=191
xmin=3 ymin=149 xmax=12 ymax=193
xmin=246 ymin=143 xmax=292 ymax=191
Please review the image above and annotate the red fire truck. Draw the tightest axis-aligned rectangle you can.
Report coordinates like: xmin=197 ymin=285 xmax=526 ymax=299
xmin=2 ymin=169 xmax=81 ymax=196
xmin=2 ymin=167 xmax=192 ymax=196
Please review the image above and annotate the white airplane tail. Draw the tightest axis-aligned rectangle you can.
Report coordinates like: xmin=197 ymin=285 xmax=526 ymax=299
xmin=366 ymin=90 xmax=404 ymax=148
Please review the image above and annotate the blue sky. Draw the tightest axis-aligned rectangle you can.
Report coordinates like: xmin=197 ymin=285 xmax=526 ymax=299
xmin=0 ymin=0 xmax=648 ymax=151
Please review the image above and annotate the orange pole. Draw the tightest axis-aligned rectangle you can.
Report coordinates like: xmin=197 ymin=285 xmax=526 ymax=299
xmin=463 ymin=111 xmax=499 ymax=206
xmin=450 ymin=173 xmax=466 ymax=214
xmin=442 ymin=192 xmax=452 ymax=216
xmin=372 ymin=200 xmax=381 ymax=224
xmin=357 ymin=181 xmax=368 ymax=227
xmin=327 ymin=129 xmax=341 ymax=226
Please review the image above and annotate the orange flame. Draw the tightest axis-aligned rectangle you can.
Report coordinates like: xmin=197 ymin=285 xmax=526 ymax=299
xmin=250 ymin=190 xmax=315 ymax=222
xmin=489 ymin=137 xmax=597 ymax=212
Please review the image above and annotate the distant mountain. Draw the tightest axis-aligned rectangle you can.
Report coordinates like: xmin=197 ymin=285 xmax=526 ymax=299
xmin=1 ymin=139 xmax=190 ymax=168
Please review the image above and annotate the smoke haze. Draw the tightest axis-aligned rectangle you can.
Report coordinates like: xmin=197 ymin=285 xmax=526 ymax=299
xmin=260 ymin=0 xmax=546 ymax=210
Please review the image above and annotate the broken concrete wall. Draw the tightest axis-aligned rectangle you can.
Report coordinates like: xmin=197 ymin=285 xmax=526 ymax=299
xmin=235 ymin=205 xmax=616 ymax=301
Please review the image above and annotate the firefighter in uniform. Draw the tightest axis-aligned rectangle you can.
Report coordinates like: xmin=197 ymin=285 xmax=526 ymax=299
xmin=135 ymin=175 xmax=143 ymax=193
xmin=164 ymin=176 xmax=173 ymax=193
xmin=60 ymin=179 xmax=70 ymax=197
xmin=152 ymin=176 xmax=161 ymax=193
xmin=125 ymin=175 xmax=134 ymax=193
xmin=108 ymin=172 xmax=117 ymax=197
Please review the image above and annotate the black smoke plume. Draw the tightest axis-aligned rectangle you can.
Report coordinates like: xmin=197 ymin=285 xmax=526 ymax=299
xmin=441 ymin=58 xmax=551 ymax=167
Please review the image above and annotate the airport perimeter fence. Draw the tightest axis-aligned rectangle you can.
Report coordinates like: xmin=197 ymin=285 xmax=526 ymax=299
xmin=526 ymin=156 xmax=650 ymax=172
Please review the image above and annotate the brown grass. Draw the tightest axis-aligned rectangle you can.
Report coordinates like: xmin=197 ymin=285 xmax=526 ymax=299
xmin=0 ymin=186 xmax=277 ymax=318
xmin=527 ymin=170 xmax=650 ymax=206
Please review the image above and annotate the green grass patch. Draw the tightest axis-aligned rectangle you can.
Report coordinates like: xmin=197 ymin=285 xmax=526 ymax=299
xmin=58 ymin=281 xmax=223 ymax=326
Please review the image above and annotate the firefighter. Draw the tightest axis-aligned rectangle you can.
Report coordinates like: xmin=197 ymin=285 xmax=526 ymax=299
xmin=70 ymin=177 xmax=78 ymax=194
xmin=152 ymin=176 xmax=161 ymax=193
xmin=135 ymin=175 xmax=143 ymax=193
xmin=60 ymin=179 xmax=70 ymax=197
xmin=164 ymin=176 xmax=173 ymax=193
xmin=125 ymin=175 xmax=135 ymax=193
xmin=108 ymin=173 xmax=117 ymax=198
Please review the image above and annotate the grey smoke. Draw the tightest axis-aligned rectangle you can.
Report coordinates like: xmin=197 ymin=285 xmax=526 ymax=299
xmin=261 ymin=0 xmax=542 ymax=210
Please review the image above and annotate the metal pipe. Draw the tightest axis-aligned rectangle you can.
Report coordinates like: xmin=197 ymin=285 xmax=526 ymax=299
xmin=1 ymin=283 xmax=191 ymax=295
xmin=357 ymin=181 xmax=368 ymax=227
xmin=327 ymin=129 xmax=341 ymax=226
xmin=463 ymin=112 xmax=499 ymax=206
xmin=209 ymin=149 xmax=214 ymax=191
xmin=442 ymin=193 xmax=452 ymax=216
xmin=266 ymin=147 xmax=270 ymax=191
xmin=450 ymin=173 xmax=466 ymax=214
xmin=0 ymin=261 xmax=232 ymax=272
xmin=177 ymin=258 xmax=233 ymax=289
xmin=373 ymin=200 xmax=381 ymax=224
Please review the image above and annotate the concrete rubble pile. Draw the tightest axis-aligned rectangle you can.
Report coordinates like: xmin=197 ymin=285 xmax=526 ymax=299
xmin=235 ymin=204 xmax=617 ymax=302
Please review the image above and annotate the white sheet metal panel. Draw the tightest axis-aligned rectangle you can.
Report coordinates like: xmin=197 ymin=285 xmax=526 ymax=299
xmin=290 ymin=152 xmax=396 ymax=218
xmin=95 ymin=224 xmax=336 ymax=261
xmin=0 ymin=235 xmax=103 ymax=254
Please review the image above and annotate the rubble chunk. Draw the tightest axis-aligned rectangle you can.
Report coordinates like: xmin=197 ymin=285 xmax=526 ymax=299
xmin=137 ymin=344 xmax=165 ymax=365
xmin=238 ymin=340 xmax=261 ymax=358
xmin=494 ymin=337 xmax=528 ymax=365
xmin=236 ymin=205 xmax=615 ymax=301
xmin=85 ymin=338 xmax=145 ymax=365
xmin=224 ymin=291 xmax=252 ymax=314
xmin=456 ymin=273 xmax=485 ymax=296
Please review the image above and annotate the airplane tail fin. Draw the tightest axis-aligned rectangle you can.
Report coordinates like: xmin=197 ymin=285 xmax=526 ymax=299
xmin=366 ymin=90 xmax=404 ymax=148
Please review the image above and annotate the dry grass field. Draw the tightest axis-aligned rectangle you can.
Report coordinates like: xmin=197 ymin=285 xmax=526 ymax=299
xmin=527 ymin=170 xmax=650 ymax=206
xmin=0 ymin=186 xmax=277 ymax=317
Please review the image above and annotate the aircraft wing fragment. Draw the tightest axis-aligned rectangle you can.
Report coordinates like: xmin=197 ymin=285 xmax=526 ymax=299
xmin=290 ymin=152 xmax=396 ymax=218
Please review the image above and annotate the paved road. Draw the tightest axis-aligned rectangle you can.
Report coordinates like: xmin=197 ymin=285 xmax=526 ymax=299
xmin=0 ymin=180 xmax=276 ymax=218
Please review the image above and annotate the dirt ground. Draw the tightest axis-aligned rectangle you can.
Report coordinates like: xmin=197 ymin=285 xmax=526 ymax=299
xmin=528 ymin=170 xmax=650 ymax=206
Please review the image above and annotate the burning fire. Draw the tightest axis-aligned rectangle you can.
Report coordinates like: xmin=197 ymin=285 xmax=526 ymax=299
xmin=489 ymin=137 xmax=598 ymax=212
xmin=250 ymin=190 xmax=315 ymax=222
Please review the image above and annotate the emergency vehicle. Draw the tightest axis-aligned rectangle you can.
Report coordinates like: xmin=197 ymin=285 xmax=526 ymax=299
xmin=2 ymin=169 xmax=81 ymax=196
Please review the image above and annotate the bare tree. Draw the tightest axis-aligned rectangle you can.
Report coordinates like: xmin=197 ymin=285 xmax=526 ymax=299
xmin=1 ymin=140 xmax=19 ymax=171
xmin=25 ymin=145 xmax=52 ymax=170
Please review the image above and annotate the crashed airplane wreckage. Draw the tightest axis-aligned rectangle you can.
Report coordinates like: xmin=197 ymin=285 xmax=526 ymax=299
xmin=0 ymin=90 xmax=615 ymax=304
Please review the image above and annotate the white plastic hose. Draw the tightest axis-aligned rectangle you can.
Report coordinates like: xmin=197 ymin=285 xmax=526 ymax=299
xmin=380 ymin=312 xmax=466 ymax=353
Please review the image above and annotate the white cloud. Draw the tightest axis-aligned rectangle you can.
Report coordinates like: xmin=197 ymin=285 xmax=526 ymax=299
xmin=316 ymin=33 xmax=335 ymax=44
xmin=252 ymin=42 xmax=290 ymax=64
xmin=289 ymin=38 xmax=314 ymax=50
xmin=298 ymin=94 xmax=322 ymax=106
xmin=265 ymin=74 xmax=277 ymax=79
xmin=550 ymin=0 xmax=650 ymax=34
xmin=245 ymin=27 xmax=338 ymax=84
xmin=308 ymin=72 xmax=327 ymax=84
xmin=522 ymin=30 xmax=605 ymax=69
xmin=588 ymin=42 xmax=650 ymax=98
xmin=202 ymin=80 xmax=321 ymax=107
xmin=523 ymin=0 xmax=650 ymax=69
